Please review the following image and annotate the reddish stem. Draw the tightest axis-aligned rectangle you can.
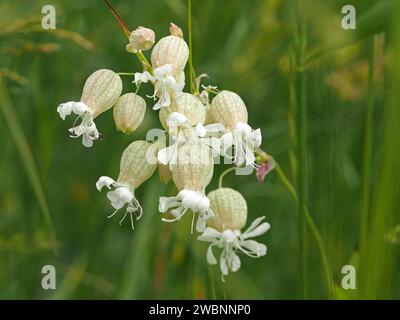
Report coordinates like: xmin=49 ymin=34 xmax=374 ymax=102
xmin=104 ymin=0 xmax=130 ymax=38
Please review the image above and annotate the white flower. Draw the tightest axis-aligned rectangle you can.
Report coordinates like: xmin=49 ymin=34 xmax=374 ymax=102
xmin=199 ymin=84 xmax=218 ymax=105
xmin=157 ymin=112 xmax=225 ymax=165
xmin=57 ymin=101 xmax=100 ymax=148
xmin=96 ymin=176 xmax=143 ymax=230
xmin=134 ymin=64 xmax=184 ymax=110
xmin=221 ymin=122 xmax=262 ymax=167
xmin=198 ymin=216 xmax=269 ymax=280
xmin=159 ymin=189 xmax=214 ymax=233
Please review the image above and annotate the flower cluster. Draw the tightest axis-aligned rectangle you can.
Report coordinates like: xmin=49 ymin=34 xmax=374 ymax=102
xmin=57 ymin=22 xmax=272 ymax=279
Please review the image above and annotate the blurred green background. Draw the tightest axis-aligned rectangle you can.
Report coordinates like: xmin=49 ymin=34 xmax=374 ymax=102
xmin=0 ymin=0 xmax=399 ymax=299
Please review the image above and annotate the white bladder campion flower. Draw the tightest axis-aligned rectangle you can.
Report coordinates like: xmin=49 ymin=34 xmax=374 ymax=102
xmin=159 ymin=141 xmax=214 ymax=232
xmin=57 ymin=69 xmax=122 ymax=147
xmin=57 ymin=20 xmax=273 ymax=281
xmin=210 ymin=90 xmax=262 ymax=167
xmin=134 ymin=64 xmax=184 ymax=110
xmin=198 ymin=188 xmax=270 ymax=279
xmin=96 ymin=140 xmax=157 ymax=229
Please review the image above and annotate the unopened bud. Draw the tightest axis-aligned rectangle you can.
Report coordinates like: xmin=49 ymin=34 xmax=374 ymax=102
xmin=169 ymin=22 xmax=183 ymax=38
xmin=126 ymin=26 xmax=155 ymax=52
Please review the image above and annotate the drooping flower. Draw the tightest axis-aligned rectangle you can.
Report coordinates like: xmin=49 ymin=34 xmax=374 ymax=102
xmin=210 ymin=90 xmax=262 ymax=167
xmin=57 ymin=69 xmax=122 ymax=147
xmin=159 ymin=141 xmax=214 ymax=232
xmin=96 ymin=140 xmax=157 ymax=229
xmin=134 ymin=64 xmax=184 ymax=110
xmin=126 ymin=26 xmax=155 ymax=52
xmin=113 ymin=93 xmax=146 ymax=134
xmin=198 ymin=188 xmax=270 ymax=279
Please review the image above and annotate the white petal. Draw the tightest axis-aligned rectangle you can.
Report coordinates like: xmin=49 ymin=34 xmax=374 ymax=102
xmin=96 ymin=176 xmax=116 ymax=191
xmin=206 ymin=245 xmax=218 ymax=265
xmin=197 ymin=227 xmax=222 ymax=242
xmin=243 ymin=216 xmax=266 ymax=235
xmin=167 ymin=112 xmax=188 ymax=128
xmin=57 ymin=101 xmax=74 ymax=120
xmin=242 ymin=222 xmax=270 ymax=239
xmin=157 ymin=145 xmax=176 ymax=165
xmin=195 ymin=215 xmax=207 ymax=233
xmin=251 ymin=128 xmax=262 ymax=147
xmin=204 ymin=123 xmax=225 ymax=133
xmin=221 ymin=133 xmax=234 ymax=153
xmin=72 ymin=102 xmax=90 ymax=115
xmin=240 ymin=239 xmax=267 ymax=257
xmin=195 ymin=124 xmax=207 ymax=137
xmin=220 ymin=254 xmax=229 ymax=276
xmin=230 ymin=251 xmax=241 ymax=272
xmin=82 ymin=132 xmax=93 ymax=148
xmin=154 ymin=64 xmax=172 ymax=79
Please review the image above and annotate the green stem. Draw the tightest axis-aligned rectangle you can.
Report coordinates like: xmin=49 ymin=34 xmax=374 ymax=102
xmin=293 ymin=0 xmax=308 ymax=299
xmin=359 ymin=36 xmax=378 ymax=297
xmin=218 ymin=167 xmax=236 ymax=189
xmin=188 ymin=0 xmax=196 ymax=94
xmin=117 ymin=72 xmax=135 ymax=76
xmin=275 ymin=163 xmax=333 ymax=297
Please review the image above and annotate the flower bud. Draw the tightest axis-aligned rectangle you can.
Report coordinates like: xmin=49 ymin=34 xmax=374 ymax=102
xmin=207 ymin=188 xmax=247 ymax=232
xmin=80 ymin=69 xmax=123 ymax=118
xmin=169 ymin=22 xmax=183 ymax=38
xmin=126 ymin=26 xmax=155 ymax=52
xmin=151 ymin=35 xmax=189 ymax=76
xmin=210 ymin=90 xmax=248 ymax=130
xmin=159 ymin=93 xmax=206 ymax=130
xmin=170 ymin=141 xmax=214 ymax=192
xmin=118 ymin=140 xmax=157 ymax=189
xmin=113 ymin=93 xmax=146 ymax=134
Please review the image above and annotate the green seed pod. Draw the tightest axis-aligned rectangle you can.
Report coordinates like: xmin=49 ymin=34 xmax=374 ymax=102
xmin=117 ymin=140 xmax=157 ymax=189
xmin=159 ymin=93 xmax=206 ymax=130
xmin=207 ymin=188 xmax=247 ymax=232
xmin=170 ymin=141 xmax=213 ymax=192
xmin=210 ymin=90 xmax=248 ymax=130
xmin=113 ymin=93 xmax=146 ymax=134
xmin=151 ymin=35 xmax=189 ymax=76
xmin=80 ymin=69 xmax=123 ymax=118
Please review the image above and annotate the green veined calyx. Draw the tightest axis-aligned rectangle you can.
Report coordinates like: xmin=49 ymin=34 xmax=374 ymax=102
xmin=198 ymin=188 xmax=270 ymax=279
xmin=158 ymin=141 xmax=214 ymax=233
xmin=113 ymin=93 xmax=146 ymax=134
xmin=210 ymin=90 xmax=262 ymax=167
xmin=57 ymin=69 xmax=122 ymax=147
xmin=96 ymin=140 xmax=157 ymax=229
